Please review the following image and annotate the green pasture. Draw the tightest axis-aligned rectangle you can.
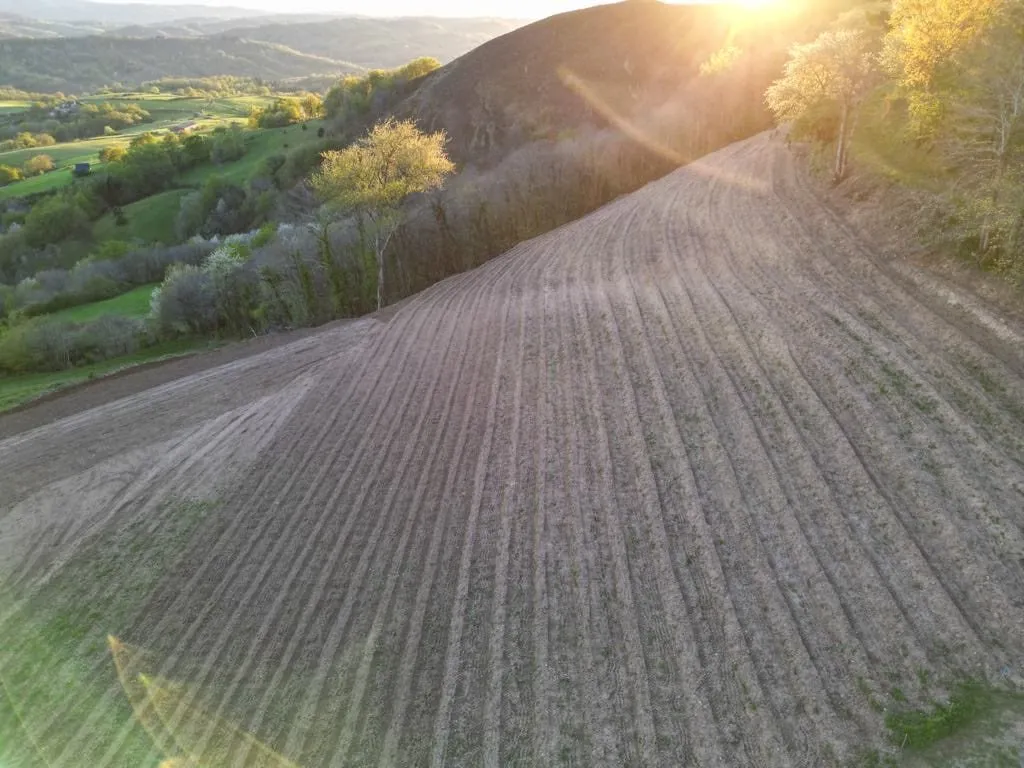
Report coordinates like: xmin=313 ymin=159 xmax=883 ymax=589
xmin=0 ymin=100 xmax=31 ymax=115
xmin=92 ymin=189 xmax=191 ymax=245
xmin=47 ymin=283 xmax=159 ymax=324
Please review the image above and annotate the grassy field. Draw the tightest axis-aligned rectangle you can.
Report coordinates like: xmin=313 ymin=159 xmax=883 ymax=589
xmin=0 ymin=100 xmax=31 ymax=114
xmin=47 ymin=283 xmax=159 ymax=324
xmin=92 ymin=189 xmax=191 ymax=245
xmin=0 ymin=337 xmax=217 ymax=412
xmin=181 ymin=120 xmax=323 ymax=186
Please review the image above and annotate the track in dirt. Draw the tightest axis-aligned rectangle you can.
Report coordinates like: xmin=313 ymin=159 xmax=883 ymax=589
xmin=3 ymin=132 xmax=1024 ymax=767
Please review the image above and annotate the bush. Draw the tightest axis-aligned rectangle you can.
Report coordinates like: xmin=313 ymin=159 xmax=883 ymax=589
xmin=0 ymin=315 xmax=147 ymax=373
xmin=22 ymin=154 xmax=55 ymax=177
xmin=150 ymin=264 xmax=217 ymax=336
xmin=0 ymin=165 xmax=23 ymax=186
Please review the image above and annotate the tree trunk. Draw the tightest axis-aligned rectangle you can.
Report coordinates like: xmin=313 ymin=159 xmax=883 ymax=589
xmin=375 ymin=232 xmax=384 ymax=311
xmin=980 ymin=155 xmax=1008 ymax=254
xmin=834 ymin=100 xmax=850 ymax=183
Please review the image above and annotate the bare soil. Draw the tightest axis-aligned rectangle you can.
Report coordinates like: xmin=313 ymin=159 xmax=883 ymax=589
xmin=3 ymin=132 xmax=1024 ymax=767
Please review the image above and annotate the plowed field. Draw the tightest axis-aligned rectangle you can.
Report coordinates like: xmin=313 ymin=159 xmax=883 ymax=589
xmin=3 ymin=133 xmax=1024 ymax=767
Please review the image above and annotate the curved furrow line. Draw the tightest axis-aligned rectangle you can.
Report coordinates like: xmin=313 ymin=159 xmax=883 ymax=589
xmin=197 ymin=252 xmax=531 ymax=759
xmin=564 ymin=245 xmax=659 ymax=767
xmin=428 ymin=240 xmax=558 ymax=768
xmin=674 ymin=201 xmax=860 ymax=743
xmin=198 ymin=264 xmax=501 ymax=761
xmin=200 ymin=332 xmax=479 ymax=763
xmin=639 ymin=259 xmax=798 ymax=766
xmin=89 ymin=275 xmax=472 ymax=766
xmin=552 ymin=259 xmax=633 ymax=768
xmin=587 ymin=198 xmax=730 ymax=766
xmin=413 ymin=274 xmax=515 ymax=768
xmin=687 ymin=194 xmax=931 ymax=738
xmin=701 ymin=161 xmax=1024 ymax=662
xmin=39 ymin=392 xmax=314 ymax=764
xmin=374 ymin=249 xmax=538 ymax=767
xmin=771 ymin=144 xmax=1024 ymax=471
xmin=273 ymin=252 xmax=533 ymax=764
xmin=649 ymin=208 xmax=841 ymax=758
xmin=616 ymin=181 xmax=802 ymax=764
xmin=686 ymin=200 xmax=938 ymax=671
xmin=779 ymin=138 xmax=1024 ymax=374
xmin=320 ymin=312 xmax=493 ymax=767
xmin=728 ymin=144 xmax=1024 ymax=654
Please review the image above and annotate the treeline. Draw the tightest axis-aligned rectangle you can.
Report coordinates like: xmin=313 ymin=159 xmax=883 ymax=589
xmin=0 ymin=101 xmax=153 ymax=145
xmin=768 ymin=0 xmax=1024 ymax=283
xmin=248 ymin=95 xmax=324 ymax=129
xmin=324 ymin=58 xmax=439 ymax=127
xmin=134 ymin=76 xmax=276 ymax=97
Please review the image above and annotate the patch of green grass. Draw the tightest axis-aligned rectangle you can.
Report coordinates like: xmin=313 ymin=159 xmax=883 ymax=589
xmin=179 ymin=119 xmax=323 ymax=187
xmin=47 ymin=284 xmax=160 ymax=324
xmin=0 ymin=100 xmax=31 ymax=114
xmin=0 ymin=337 xmax=219 ymax=412
xmin=92 ymin=189 xmax=191 ymax=245
xmin=0 ymin=495 xmax=216 ymax=767
xmin=886 ymin=681 xmax=995 ymax=750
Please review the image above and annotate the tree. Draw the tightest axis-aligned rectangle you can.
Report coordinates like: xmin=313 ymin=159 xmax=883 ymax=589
xmin=0 ymin=165 xmax=22 ymax=186
xmin=312 ymin=119 xmax=455 ymax=309
xmin=941 ymin=1 xmax=1024 ymax=253
xmin=23 ymin=154 xmax=55 ymax=177
xmin=23 ymin=196 xmax=90 ymax=248
xmin=99 ymin=145 xmax=127 ymax=164
xmin=882 ymin=0 xmax=1004 ymax=133
xmin=766 ymin=28 xmax=877 ymax=181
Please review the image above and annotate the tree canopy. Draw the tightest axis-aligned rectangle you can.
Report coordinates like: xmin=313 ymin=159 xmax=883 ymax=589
xmin=312 ymin=118 xmax=454 ymax=309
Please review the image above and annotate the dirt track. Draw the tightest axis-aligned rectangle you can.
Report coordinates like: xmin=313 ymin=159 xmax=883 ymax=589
xmin=3 ymin=132 xmax=1024 ymax=767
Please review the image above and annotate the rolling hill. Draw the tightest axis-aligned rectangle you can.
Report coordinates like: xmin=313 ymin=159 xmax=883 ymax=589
xmin=340 ymin=2 xmax=772 ymax=165
xmin=0 ymin=0 xmax=264 ymax=25
xmin=210 ymin=16 xmax=526 ymax=70
xmin=0 ymin=35 xmax=359 ymax=93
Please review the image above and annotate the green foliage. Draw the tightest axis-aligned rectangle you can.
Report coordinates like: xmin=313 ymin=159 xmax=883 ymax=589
xmin=0 ymin=164 xmax=22 ymax=186
xmin=766 ymin=28 xmax=878 ymax=179
xmin=324 ymin=57 xmax=441 ymax=124
xmin=248 ymin=95 xmax=321 ymax=129
xmin=313 ymin=118 xmax=454 ymax=214
xmin=882 ymin=0 xmax=1003 ymax=134
xmin=98 ymin=144 xmax=126 ymax=164
xmin=313 ymin=118 xmax=454 ymax=309
xmin=22 ymin=153 xmax=54 ymax=177
xmin=22 ymin=194 xmax=90 ymax=247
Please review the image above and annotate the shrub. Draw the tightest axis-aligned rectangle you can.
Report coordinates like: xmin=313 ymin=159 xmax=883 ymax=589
xmin=23 ymin=154 xmax=55 ymax=177
xmin=0 ymin=165 xmax=23 ymax=186
xmin=150 ymin=264 xmax=216 ymax=336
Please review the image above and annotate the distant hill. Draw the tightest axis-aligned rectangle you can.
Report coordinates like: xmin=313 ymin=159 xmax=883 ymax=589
xmin=0 ymin=0 xmax=264 ymax=25
xmin=0 ymin=36 xmax=358 ymax=92
xmin=0 ymin=12 xmax=111 ymax=38
xmin=210 ymin=17 xmax=526 ymax=70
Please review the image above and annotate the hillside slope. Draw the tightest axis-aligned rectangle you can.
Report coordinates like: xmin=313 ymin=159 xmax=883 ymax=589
xmin=0 ymin=35 xmax=358 ymax=92
xmin=337 ymin=2 xmax=791 ymax=166
xmin=3 ymin=133 xmax=1024 ymax=766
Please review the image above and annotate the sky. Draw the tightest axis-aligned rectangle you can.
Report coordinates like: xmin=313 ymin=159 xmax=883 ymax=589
xmin=93 ymin=0 xmax=677 ymax=20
